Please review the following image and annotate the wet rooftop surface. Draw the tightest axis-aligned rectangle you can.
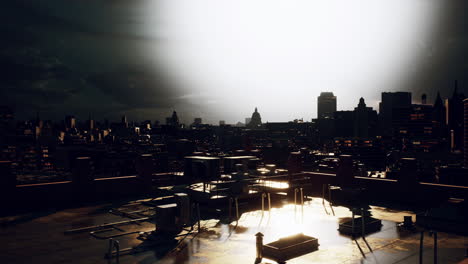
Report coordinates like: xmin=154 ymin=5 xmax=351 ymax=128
xmin=1 ymin=196 xmax=467 ymax=264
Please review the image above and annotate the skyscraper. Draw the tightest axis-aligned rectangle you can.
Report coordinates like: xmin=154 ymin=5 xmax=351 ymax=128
xmin=432 ymin=91 xmax=446 ymax=139
xmin=317 ymin=92 xmax=337 ymax=119
xmin=354 ymin=97 xmax=377 ymax=138
xmin=379 ymin=92 xmax=412 ymax=136
xmin=445 ymin=81 xmax=466 ymax=151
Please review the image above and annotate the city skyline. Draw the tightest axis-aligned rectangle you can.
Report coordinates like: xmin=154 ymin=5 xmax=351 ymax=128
xmin=7 ymin=88 xmax=462 ymax=126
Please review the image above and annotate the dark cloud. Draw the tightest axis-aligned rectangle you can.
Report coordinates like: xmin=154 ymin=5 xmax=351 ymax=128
xmin=0 ymin=0 xmax=181 ymax=121
xmin=87 ymin=68 xmax=175 ymax=109
xmin=5 ymin=0 xmax=163 ymax=42
xmin=0 ymin=27 xmax=85 ymax=114
xmin=399 ymin=0 xmax=468 ymax=102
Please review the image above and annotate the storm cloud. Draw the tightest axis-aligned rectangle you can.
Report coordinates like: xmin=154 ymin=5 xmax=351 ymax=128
xmin=0 ymin=1 xmax=184 ymax=122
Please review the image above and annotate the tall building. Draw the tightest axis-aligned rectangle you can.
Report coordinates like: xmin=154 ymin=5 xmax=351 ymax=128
xmin=445 ymin=81 xmax=466 ymax=151
xmin=166 ymin=111 xmax=180 ymax=127
xmin=464 ymin=98 xmax=468 ymax=167
xmin=317 ymin=92 xmax=337 ymax=119
xmin=432 ymin=91 xmax=446 ymax=139
xmin=121 ymin=115 xmax=128 ymax=128
xmin=379 ymin=92 xmax=412 ymax=136
xmin=247 ymin=107 xmax=262 ymax=129
xmin=354 ymin=97 xmax=377 ymax=138
xmin=65 ymin=115 xmax=76 ymax=130
xmin=87 ymin=114 xmax=94 ymax=131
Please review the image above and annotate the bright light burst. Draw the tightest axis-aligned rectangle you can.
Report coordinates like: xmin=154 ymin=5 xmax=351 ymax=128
xmin=141 ymin=0 xmax=440 ymax=123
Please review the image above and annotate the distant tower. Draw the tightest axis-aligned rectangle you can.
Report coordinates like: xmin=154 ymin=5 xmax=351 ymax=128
xmin=88 ymin=113 xmax=95 ymax=131
xmin=65 ymin=115 xmax=76 ymax=130
xmin=35 ymin=112 xmax=42 ymax=139
xmin=172 ymin=111 xmax=179 ymax=125
xmin=247 ymin=107 xmax=262 ymax=128
xmin=432 ymin=91 xmax=446 ymax=138
xmin=35 ymin=112 xmax=43 ymax=129
xmin=354 ymin=98 xmax=369 ymax=138
xmin=354 ymin=97 xmax=378 ymax=138
xmin=317 ymin=92 xmax=337 ymax=119
xmin=121 ymin=115 xmax=128 ymax=128
xmin=446 ymin=80 xmax=466 ymax=151
xmin=166 ymin=111 xmax=180 ymax=126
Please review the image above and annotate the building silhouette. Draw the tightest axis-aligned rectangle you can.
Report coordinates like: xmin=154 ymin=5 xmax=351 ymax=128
xmin=432 ymin=91 xmax=446 ymax=139
xmin=445 ymin=81 xmax=466 ymax=151
xmin=421 ymin=93 xmax=427 ymax=104
xmin=317 ymin=92 xmax=337 ymax=119
xmin=354 ymin=97 xmax=378 ymax=138
xmin=87 ymin=114 xmax=94 ymax=131
xmin=121 ymin=115 xmax=128 ymax=128
xmin=64 ymin=115 xmax=76 ymax=130
xmin=166 ymin=111 xmax=180 ymax=127
xmin=191 ymin=118 xmax=202 ymax=128
xmin=247 ymin=108 xmax=262 ymax=129
xmin=379 ymin=92 xmax=412 ymax=137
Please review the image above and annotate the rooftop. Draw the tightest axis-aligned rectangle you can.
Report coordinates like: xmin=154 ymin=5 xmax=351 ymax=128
xmin=1 ymin=194 xmax=466 ymax=264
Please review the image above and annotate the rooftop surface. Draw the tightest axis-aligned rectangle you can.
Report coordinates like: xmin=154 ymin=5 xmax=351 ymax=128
xmin=1 ymin=196 xmax=467 ymax=264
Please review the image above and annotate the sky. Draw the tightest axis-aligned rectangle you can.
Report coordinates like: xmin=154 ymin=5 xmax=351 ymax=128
xmin=1 ymin=0 xmax=467 ymax=124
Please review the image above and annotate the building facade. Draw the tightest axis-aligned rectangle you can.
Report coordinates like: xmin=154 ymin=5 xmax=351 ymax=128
xmin=317 ymin=92 xmax=337 ymax=119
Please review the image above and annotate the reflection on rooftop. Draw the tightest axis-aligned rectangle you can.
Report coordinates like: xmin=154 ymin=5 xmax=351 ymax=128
xmin=255 ymin=180 xmax=290 ymax=190
xmin=1 ymin=194 xmax=467 ymax=264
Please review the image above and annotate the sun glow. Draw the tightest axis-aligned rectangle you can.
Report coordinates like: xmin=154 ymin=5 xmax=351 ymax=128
xmin=141 ymin=0 xmax=440 ymax=123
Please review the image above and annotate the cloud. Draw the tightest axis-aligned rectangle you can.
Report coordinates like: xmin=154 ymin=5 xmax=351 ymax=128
xmin=0 ymin=32 xmax=85 ymax=113
xmin=0 ymin=1 xmax=176 ymax=121
xmin=86 ymin=68 xmax=176 ymax=109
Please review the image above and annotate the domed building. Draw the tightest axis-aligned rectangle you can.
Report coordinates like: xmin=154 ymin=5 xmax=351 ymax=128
xmin=247 ymin=107 xmax=262 ymax=129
